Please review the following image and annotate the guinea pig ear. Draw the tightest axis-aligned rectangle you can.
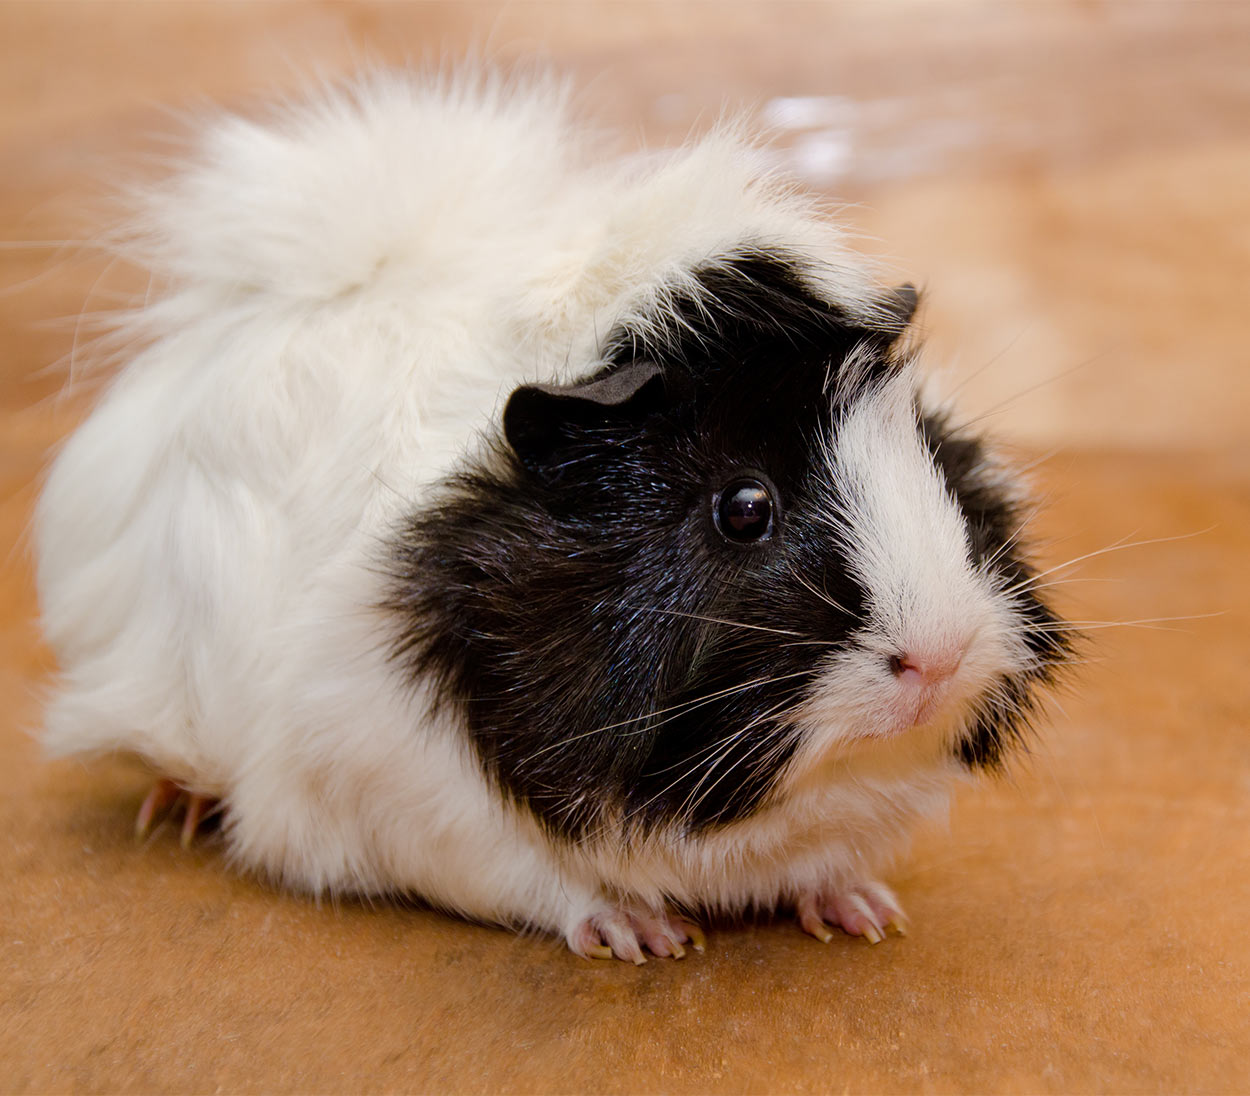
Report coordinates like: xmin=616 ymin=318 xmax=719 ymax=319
xmin=503 ymin=360 xmax=668 ymax=471
xmin=873 ymin=283 xmax=919 ymax=340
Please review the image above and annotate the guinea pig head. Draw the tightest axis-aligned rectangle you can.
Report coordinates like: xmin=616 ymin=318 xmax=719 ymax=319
xmin=388 ymin=252 xmax=1069 ymax=841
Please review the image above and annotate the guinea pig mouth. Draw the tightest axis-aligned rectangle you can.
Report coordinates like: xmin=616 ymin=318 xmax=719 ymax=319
xmin=859 ymin=672 xmax=984 ymax=743
xmin=884 ymin=658 xmax=994 ymax=736
xmin=897 ymin=689 xmax=947 ymax=729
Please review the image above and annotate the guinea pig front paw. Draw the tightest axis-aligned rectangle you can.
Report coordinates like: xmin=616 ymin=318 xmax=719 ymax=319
xmin=568 ymin=906 xmax=706 ymax=964
xmin=134 ymin=778 xmax=220 ymax=849
xmin=796 ymin=881 xmax=907 ymax=946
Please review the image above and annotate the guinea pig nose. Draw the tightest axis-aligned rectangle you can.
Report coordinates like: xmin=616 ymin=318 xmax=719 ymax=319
xmin=886 ymin=650 xmax=963 ymax=685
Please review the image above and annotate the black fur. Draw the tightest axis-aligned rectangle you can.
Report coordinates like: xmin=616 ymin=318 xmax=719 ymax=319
xmin=920 ymin=413 xmax=1071 ymax=766
xmin=385 ymin=251 xmax=1067 ymax=840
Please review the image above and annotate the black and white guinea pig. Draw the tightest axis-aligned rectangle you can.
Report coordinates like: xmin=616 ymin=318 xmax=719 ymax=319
xmin=35 ymin=72 xmax=1069 ymax=962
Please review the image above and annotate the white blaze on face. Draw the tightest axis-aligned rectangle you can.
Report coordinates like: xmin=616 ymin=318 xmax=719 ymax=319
xmin=798 ymin=368 xmax=1031 ymax=762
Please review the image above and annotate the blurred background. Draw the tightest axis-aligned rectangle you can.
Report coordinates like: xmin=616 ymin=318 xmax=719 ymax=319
xmin=2 ymin=3 xmax=1247 ymax=1093
xmin=5 ymin=1 xmax=1248 ymax=450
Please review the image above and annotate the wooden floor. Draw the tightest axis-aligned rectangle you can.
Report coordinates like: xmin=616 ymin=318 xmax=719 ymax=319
xmin=3 ymin=3 xmax=1247 ymax=1092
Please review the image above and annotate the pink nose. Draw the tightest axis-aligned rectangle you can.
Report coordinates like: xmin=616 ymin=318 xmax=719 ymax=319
xmin=887 ymin=651 xmax=963 ymax=686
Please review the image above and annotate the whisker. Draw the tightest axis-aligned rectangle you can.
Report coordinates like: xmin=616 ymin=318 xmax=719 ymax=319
xmin=1025 ymin=577 xmax=1125 ymax=593
xmin=942 ymin=323 xmax=1034 ymax=401
xmin=677 ymin=711 xmax=801 ymax=826
xmin=642 ymin=696 xmax=802 ymax=828
xmin=981 ymin=494 xmax=1049 ymax=574
xmin=631 ymin=605 xmax=805 ymax=638
xmin=630 ymin=601 xmax=833 ymax=651
xmin=1023 ymin=612 xmax=1225 ymax=633
xmin=1012 ymin=445 xmax=1067 ymax=477
xmin=517 ymin=669 xmax=816 ymax=766
xmin=954 ymin=352 xmax=1106 ymax=433
xmin=1002 ymin=527 xmax=1217 ymax=597
xmin=782 ymin=558 xmax=851 ymax=616
xmin=620 ymin=689 xmax=801 ymax=822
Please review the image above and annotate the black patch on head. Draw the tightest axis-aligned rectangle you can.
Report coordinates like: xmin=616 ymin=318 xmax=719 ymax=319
xmin=385 ymin=251 xmax=907 ymax=841
xmin=920 ymin=412 xmax=1072 ymax=767
xmin=385 ymin=249 xmax=1069 ymax=841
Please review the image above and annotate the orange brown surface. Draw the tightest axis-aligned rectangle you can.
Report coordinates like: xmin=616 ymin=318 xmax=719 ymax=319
xmin=2 ymin=3 xmax=1248 ymax=1092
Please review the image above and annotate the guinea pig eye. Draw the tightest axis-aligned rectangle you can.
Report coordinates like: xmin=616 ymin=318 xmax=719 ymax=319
xmin=714 ymin=478 xmax=775 ymax=543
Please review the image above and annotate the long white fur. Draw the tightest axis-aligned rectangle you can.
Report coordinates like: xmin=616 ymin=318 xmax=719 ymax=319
xmin=37 ymin=71 xmax=1028 ymax=949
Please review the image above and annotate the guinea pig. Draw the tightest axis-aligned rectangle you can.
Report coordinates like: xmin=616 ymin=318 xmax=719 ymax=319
xmin=35 ymin=71 xmax=1070 ymax=962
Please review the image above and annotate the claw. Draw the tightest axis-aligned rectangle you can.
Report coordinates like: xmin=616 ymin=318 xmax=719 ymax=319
xmin=134 ymin=780 xmax=219 ymax=848
xmin=806 ymin=918 xmax=835 ymax=944
xmin=135 ymin=779 xmax=180 ymax=840
xmin=685 ymin=923 xmax=707 ymax=952
xmin=847 ymin=894 xmax=885 ymax=944
xmin=180 ymin=794 xmax=212 ymax=849
xmin=797 ymin=895 xmax=836 ymax=943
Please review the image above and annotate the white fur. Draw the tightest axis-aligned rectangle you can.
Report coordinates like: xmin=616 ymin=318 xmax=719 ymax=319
xmin=796 ymin=368 xmax=1034 ymax=752
xmin=37 ymin=71 xmax=1022 ymax=950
